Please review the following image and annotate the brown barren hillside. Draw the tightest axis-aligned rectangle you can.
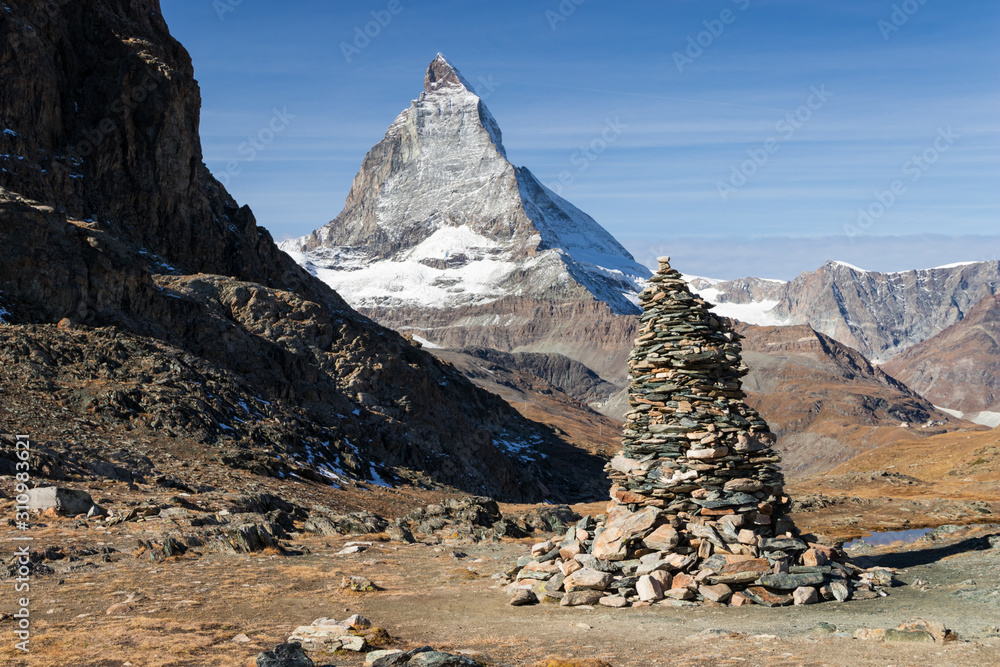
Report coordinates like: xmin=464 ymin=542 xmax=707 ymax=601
xmin=736 ymin=323 xmax=969 ymax=476
xmin=788 ymin=426 xmax=1000 ymax=541
xmin=431 ymin=348 xmax=621 ymax=458
xmin=884 ymin=293 xmax=1000 ymax=417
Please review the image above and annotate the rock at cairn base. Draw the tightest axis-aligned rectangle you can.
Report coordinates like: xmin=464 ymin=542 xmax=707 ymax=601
xmin=504 ymin=258 xmax=896 ymax=607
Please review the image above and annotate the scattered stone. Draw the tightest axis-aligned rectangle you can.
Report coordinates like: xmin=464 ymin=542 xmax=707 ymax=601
xmin=257 ymin=642 xmax=314 ymax=667
xmin=340 ymin=635 xmax=368 ymax=651
xmin=896 ymin=619 xmax=958 ymax=643
xmin=756 ymin=572 xmax=825 ymax=590
xmin=367 ymin=651 xmax=404 ymax=666
xmin=598 ymin=595 xmax=629 ymax=608
xmin=408 ymin=652 xmax=483 ymax=666
xmin=341 ymin=576 xmax=380 ymax=593
xmin=26 ymin=487 xmax=99 ymax=516
xmin=699 ymin=583 xmax=732 ymax=603
xmin=564 ymin=568 xmax=613 ymax=591
xmin=232 ymin=634 xmax=252 ymax=644
xmin=338 ymin=545 xmax=366 ymax=555
xmin=637 ymin=575 xmax=664 ymax=602
xmin=560 ymin=590 xmax=603 ymax=606
xmin=344 ymin=613 xmax=372 ymax=630
xmin=885 ymin=629 xmax=935 ymax=643
xmin=829 ymin=581 xmax=850 ymax=602
xmin=288 ymin=624 xmax=352 ymax=652
xmin=792 ymin=586 xmax=818 ymax=605
xmin=643 ymin=525 xmax=680 ymax=551
xmin=510 ymin=590 xmax=538 ymax=606
xmin=743 ymin=587 xmax=793 ymax=607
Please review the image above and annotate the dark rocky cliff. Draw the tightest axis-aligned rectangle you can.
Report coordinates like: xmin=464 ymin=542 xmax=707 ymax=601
xmin=0 ymin=0 xmax=604 ymax=502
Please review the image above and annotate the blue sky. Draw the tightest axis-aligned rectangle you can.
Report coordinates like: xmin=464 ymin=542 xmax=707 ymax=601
xmin=160 ymin=0 xmax=999 ymax=279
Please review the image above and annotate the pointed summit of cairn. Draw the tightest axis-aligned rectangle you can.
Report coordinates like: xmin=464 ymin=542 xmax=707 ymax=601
xmin=504 ymin=258 xmax=896 ymax=608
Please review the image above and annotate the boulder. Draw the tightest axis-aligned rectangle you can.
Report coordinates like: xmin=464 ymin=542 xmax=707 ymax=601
xmin=792 ymin=586 xmax=819 ymax=605
xmin=636 ymin=575 xmax=664 ymax=602
xmin=409 ymin=652 xmax=483 ymax=666
xmin=642 ymin=525 xmax=680 ymax=551
xmin=699 ymin=583 xmax=733 ymax=603
xmin=560 ymin=590 xmax=603 ymax=606
xmin=256 ymin=642 xmax=314 ymax=667
xmin=26 ymin=487 xmax=98 ymax=516
xmin=592 ymin=505 xmax=658 ymax=561
xmin=564 ymin=568 xmax=613 ymax=591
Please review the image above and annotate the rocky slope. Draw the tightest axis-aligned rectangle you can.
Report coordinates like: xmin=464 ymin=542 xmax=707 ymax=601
xmin=0 ymin=1 xmax=604 ymax=502
xmin=884 ymin=294 xmax=1000 ymax=422
xmin=429 ymin=348 xmax=622 ymax=458
xmin=443 ymin=347 xmax=618 ymax=407
xmin=281 ymin=54 xmax=649 ymax=384
xmin=737 ymin=323 xmax=965 ymax=475
xmin=693 ymin=261 xmax=1000 ymax=362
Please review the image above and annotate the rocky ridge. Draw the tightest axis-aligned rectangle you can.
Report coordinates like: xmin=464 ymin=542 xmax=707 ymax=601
xmin=693 ymin=260 xmax=1000 ymax=363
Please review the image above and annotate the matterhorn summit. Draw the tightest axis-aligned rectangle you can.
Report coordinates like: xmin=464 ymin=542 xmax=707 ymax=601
xmin=281 ymin=54 xmax=649 ymax=381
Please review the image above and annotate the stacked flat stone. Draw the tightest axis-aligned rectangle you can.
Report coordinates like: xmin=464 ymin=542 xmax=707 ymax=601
xmin=609 ymin=256 xmax=787 ymax=526
xmin=505 ymin=257 xmax=894 ymax=608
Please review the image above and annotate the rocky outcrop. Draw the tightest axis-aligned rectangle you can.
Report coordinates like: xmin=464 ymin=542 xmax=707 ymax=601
xmin=884 ymin=294 xmax=1000 ymax=416
xmin=281 ymin=54 xmax=649 ymax=384
xmin=0 ymin=1 xmax=604 ymax=502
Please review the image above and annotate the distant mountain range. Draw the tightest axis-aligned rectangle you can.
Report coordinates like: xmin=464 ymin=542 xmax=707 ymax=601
xmin=689 ymin=260 xmax=1000 ymax=363
xmin=276 ymin=55 xmax=998 ymax=477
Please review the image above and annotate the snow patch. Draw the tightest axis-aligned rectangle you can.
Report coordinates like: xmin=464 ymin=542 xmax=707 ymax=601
xmin=935 ymin=406 xmax=1000 ymax=428
xmin=368 ymin=465 xmax=393 ymax=488
xmin=829 ymin=260 xmax=868 ymax=272
xmin=691 ymin=286 xmax=787 ymax=326
xmin=410 ymin=334 xmax=441 ymax=349
xmin=931 ymin=261 xmax=980 ymax=270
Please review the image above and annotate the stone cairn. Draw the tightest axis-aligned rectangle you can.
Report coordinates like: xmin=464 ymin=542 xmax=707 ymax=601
xmin=505 ymin=258 xmax=895 ymax=608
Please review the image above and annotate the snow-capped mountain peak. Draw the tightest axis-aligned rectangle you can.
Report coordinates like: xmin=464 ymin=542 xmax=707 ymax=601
xmin=281 ymin=54 xmax=650 ymax=320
